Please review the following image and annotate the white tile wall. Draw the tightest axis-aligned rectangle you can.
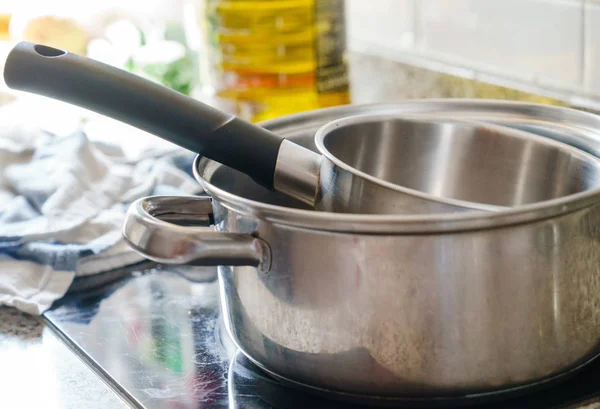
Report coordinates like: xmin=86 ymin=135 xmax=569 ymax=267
xmin=416 ymin=0 xmax=584 ymax=87
xmin=585 ymin=1 xmax=600 ymax=95
xmin=346 ymin=0 xmax=415 ymax=51
xmin=345 ymin=0 xmax=600 ymax=105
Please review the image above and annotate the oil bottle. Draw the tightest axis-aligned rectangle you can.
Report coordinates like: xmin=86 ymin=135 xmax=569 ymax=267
xmin=195 ymin=0 xmax=350 ymax=122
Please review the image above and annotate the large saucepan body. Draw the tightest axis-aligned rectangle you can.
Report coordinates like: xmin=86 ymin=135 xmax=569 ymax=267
xmin=123 ymin=100 xmax=600 ymax=402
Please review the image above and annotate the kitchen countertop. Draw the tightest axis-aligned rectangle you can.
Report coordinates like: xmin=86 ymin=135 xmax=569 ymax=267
xmin=0 ymin=51 xmax=595 ymax=409
xmin=10 ymin=264 xmax=600 ymax=409
xmin=0 ymin=307 xmax=129 ymax=409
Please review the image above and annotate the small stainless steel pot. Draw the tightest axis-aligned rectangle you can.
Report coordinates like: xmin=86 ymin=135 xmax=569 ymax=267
xmin=8 ymin=41 xmax=597 ymax=215
xmin=314 ymin=113 xmax=600 ymax=214
xmin=123 ymin=100 xmax=600 ymax=403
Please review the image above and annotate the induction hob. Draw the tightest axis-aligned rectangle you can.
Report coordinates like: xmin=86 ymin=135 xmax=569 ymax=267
xmin=44 ymin=265 xmax=600 ymax=409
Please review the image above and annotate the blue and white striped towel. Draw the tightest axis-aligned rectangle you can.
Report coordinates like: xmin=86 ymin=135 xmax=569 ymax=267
xmin=0 ymin=119 xmax=201 ymax=315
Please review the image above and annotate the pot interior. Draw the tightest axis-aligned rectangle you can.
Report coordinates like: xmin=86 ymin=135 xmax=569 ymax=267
xmin=208 ymin=162 xmax=312 ymax=209
xmin=201 ymin=119 xmax=600 ymax=211
xmin=204 ymin=131 xmax=317 ymax=209
xmin=322 ymin=117 xmax=600 ymax=207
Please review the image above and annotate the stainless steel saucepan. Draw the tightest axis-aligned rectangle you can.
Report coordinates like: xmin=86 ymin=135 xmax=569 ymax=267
xmin=314 ymin=112 xmax=600 ymax=214
xmin=5 ymin=41 xmax=596 ymax=214
xmin=123 ymin=100 xmax=600 ymax=405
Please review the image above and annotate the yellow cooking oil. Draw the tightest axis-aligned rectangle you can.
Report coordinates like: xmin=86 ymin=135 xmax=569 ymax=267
xmin=202 ymin=0 xmax=349 ymax=122
xmin=0 ymin=13 xmax=10 ymax=40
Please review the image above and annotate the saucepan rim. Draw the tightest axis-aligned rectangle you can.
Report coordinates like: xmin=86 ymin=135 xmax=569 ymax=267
xmin=313 ymin=112 xmax=600 ymax=213
xmin=192 ymin=99 xmax=600 ymax=234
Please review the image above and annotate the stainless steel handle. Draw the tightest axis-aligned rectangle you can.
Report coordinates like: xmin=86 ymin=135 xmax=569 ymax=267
xmin=122 ymin=196 xmax=271 ymax=272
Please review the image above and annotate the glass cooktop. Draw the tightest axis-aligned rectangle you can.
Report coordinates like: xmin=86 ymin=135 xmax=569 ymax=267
xmin=43 ymin=264 xmax=600 ymax=409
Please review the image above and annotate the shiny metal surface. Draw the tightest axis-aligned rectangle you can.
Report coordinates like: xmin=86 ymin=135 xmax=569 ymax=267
xmin=316 ymin=115 xmax=600 ymax=213
xmin=125 ymin=186 xmax=600 ymax=396
xmin=195 ymin=100 xmax=600 ymax=234
xmin=42 ymin=267 xmax=600 ymax=408
xmin=276 ymin=114 xmax=600 ymax=214
xmin=273 ymin=140 xmax=322 ymax=207
xmin=121 ymin=100 xmax=600 ymax=397
xmin=122 ymin=196 xmax=271 ymax=273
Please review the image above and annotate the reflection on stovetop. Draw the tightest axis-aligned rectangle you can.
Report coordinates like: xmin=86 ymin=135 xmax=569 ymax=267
xmin=44 ymin=265 xmax=600 ymax=409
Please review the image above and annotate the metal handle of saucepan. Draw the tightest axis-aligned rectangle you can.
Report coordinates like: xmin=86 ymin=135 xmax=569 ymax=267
xmin=122 ymin=196 xmax=272 ymax=273
xmin=2 ymin=41 xmax=285 ymax=191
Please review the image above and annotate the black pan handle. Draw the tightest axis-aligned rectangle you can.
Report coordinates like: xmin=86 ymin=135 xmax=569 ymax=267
xmin=3 ymin=41 xmax=283 ymax=190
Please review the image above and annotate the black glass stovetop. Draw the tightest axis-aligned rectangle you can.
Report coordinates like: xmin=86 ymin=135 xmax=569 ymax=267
xmin=44 ymin=264 xmax=600 ymax=409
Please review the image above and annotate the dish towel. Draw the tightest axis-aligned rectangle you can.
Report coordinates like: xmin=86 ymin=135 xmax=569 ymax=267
xmin=0 ymin=119 xmax=202 ymax=315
